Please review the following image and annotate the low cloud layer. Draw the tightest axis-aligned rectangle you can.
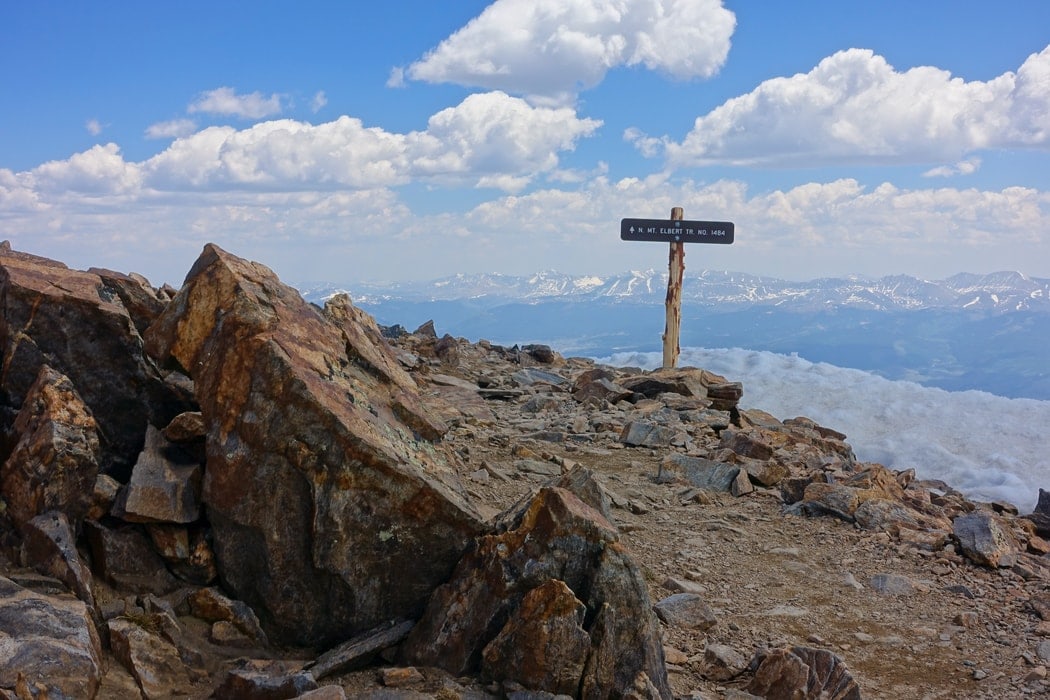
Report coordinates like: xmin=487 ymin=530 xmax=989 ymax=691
xmin=397 ymin=0 xmax=736 ymax=103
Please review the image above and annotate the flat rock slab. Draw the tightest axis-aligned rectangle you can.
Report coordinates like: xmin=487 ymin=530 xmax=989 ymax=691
xmin=0 ymin=575 xmax=103 ymax=699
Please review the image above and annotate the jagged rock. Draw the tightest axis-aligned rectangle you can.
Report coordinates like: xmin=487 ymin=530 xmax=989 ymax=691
xmin=162 ymin=411 xmax=207 ymax=462
xmin=1024 ymin=488 xmax=1050 ymax=537
xmin=661 ymin=454 xmax=740 ymax=492
xmin=21 ymin=511 xmax=98 ymax=623
xmin=747 ymin=646 xmax=861 ymax=700
xmin=720 ymin=429 xmax=775 ymax=461
xmin=653 ymin=593 xmax=717 ymax=630
xmin=739 ymin=458 xmax=789 ymax=487
xmin=0 ymin=575 xmax=103 ymax=698
xmin=188 ymin=586 xmax=268 ymax=646
xmin=704 ymin=643 xmax=748 ymax=681
xmin=143 ymin=245 xmax=485 ymax=647
xmin=146 ymin=523 xmax=217 ymax=585
xmin=512 ymin=368 xmax=568 ymax=387
xmin=162 ymin=411 xmax=206 ymax=443
xmin=619 ymin=420 xmax=679 ymax=448
xmin=88 ymin=473 xmax=122 ymax=520
xmin=413 ymin=319 xmax=437 ymax=338
xmin=87 ymin=267 xmax=168 ymax=337
xmin=799 ymin=482 xmax=861 ymax=522
xmin=113 ymin=425 xmax=202 ymax=524
xmin=571 ymin=369 xmax=633 ymax=405
xmin=619 ymin=368 xmax=709 ymax=400
xmin=0 ymin=243 xmax=193 ymax=477
xmin=869 ymin=573 xmax=922 ymax=596
xmin=706 ymin=382 xmax=744 ymax=412
xmin=0 ymin=364 xmax=99 ymax=529
xmin=953 ymin=511 xmax=1019 ymax=568
xmin=522 ymin=344 xmax=562 ymax=365
xmin=480 ymin=580 xmax=591 ymax=695
xmin=84 ymin=520 xmax=179 ymax=594
xmin=401 ymin=486 xmax=671 ymax=699
xmin=552 ymin=466 xmax=615 ymax=523
xmin=307 ymin=619 xmax=415 ymax=680
xmin=212 ymin=665 xmax=319 ymax=699
xmin=299 ymin=687 xmax=347 ymax=699
xmin=780 ymin=476 xmax=812 ymax=505
xmin=108 ymin=616 xmax=193 ymax=699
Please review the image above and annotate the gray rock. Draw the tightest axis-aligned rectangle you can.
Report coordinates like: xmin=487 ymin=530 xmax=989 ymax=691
xmin=747 ymin=646 xmax=861 ymax=700
xmin=870 ymin=573 xmax=920 ymax=596
xmin=953 ymin=511 xmax=1019 ymax=568
xmin=620 ymin=420 xmax=679 ymax=448
xmin=114 ymin=424 xmax=202 ymax=524
xmin=653 ymin=592 xmax=717 ymax=630
xmin=22 ymin=511 xmax=99 ymax=624
xmin=0 ymin=575 xmax=103 ymax=698
xmin=662 ymin=454 xmax=740 ymax=492
xmin=704 ymin=642 xmax=748 ymax=681
xmin=187 ymin=586 xmax=268 ymax=646
xmin=308 ymin=619 xmax=415 ymax=680
xmin=84 ymin=520 xmax=179 ymax=594
xmin=108 ymin=616 xmax=193 ymax=699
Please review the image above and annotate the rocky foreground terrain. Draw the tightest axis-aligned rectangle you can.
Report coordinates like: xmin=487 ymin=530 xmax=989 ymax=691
xmin=1 ymin=241 xmax=1049 ymax=699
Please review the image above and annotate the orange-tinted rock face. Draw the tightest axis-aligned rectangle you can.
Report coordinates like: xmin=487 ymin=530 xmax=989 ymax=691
xmin=144 ymin=243 xmax=484 ymax=647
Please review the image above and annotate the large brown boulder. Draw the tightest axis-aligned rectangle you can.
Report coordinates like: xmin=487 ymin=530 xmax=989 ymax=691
xmin=401 ymin=485 xmax=671 ymax=699
xmin=143 ymin=244 xmax=485 ymax=647
xmin=0 ymin=242 xmax=192 ymax=477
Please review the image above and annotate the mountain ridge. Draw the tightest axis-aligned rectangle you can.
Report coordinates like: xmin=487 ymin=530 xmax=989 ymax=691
xmin=299 ymin=269 xmax=1050 ymax=314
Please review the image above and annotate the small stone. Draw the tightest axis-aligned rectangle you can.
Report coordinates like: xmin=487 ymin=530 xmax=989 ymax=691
xmin=703 ymin=643 xmax=747 ymax=681
xmin=653 ymin=593 xmax=717 ymax=630
xmin=381 ymin=667 xmax=424 ymax=687
xmin=972 ymin=669 xmax=988 ymax=680
xmin=869 ymin=573 xmax=919 ymax=596
xmin=663 ymin=646 xmax=689 ymax=665
xmin=1037 ymin=640 xmax=1050 ymax=662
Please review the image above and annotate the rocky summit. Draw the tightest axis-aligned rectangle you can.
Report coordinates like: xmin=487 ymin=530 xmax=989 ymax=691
xmin=1 ymin=243 xmax=1049 ymax=700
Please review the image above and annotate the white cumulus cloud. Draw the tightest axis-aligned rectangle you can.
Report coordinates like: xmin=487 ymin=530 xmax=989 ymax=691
xmin=145 ymin=119 xmax=198 ymax=140
xmin=188 ymin=87 xmax=285 ymax=119
xmin=923 ymin=157 xmax=982 ymax=178
xmin=399 ymin=0 xmax=735 ymax=103
xmin=7 ymin=92 xmax=600 ymax=197
xmin=647 ymin=45 xmax=1050 ymax=168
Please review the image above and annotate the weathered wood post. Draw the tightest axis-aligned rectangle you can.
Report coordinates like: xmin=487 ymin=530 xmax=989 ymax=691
xmin=620 ymin=212 xmax=735 ymax=367
xmin=663 ymin=207 xmax=685 ymax=368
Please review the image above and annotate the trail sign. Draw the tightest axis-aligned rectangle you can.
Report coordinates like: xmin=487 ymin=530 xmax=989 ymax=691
xmin=620 ymin=218 xmax=734 ymax=244
xmin=620 ymin=209 xmax=735 ymax=369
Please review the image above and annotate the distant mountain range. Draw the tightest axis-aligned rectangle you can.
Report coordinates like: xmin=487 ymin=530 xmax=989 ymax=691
xmin=298 ymin=270 xmax=1050 ymax=401
xmin=301 ymin=270 xmax=1050 ymax=314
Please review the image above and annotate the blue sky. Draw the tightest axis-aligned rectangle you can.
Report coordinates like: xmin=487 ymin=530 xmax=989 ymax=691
xmin=2 ymin=1 xmax=1049 ymax=286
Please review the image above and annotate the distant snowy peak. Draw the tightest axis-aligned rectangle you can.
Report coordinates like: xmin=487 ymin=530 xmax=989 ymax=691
xmin=299 ymin=270 xmax=1050 ymax=313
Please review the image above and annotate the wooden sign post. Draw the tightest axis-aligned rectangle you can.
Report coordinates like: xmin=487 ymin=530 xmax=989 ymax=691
xmin=664 ymin=207 xmax=685 ymax=368
xmin=620 ymin=210 xmax=735 ymax=369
